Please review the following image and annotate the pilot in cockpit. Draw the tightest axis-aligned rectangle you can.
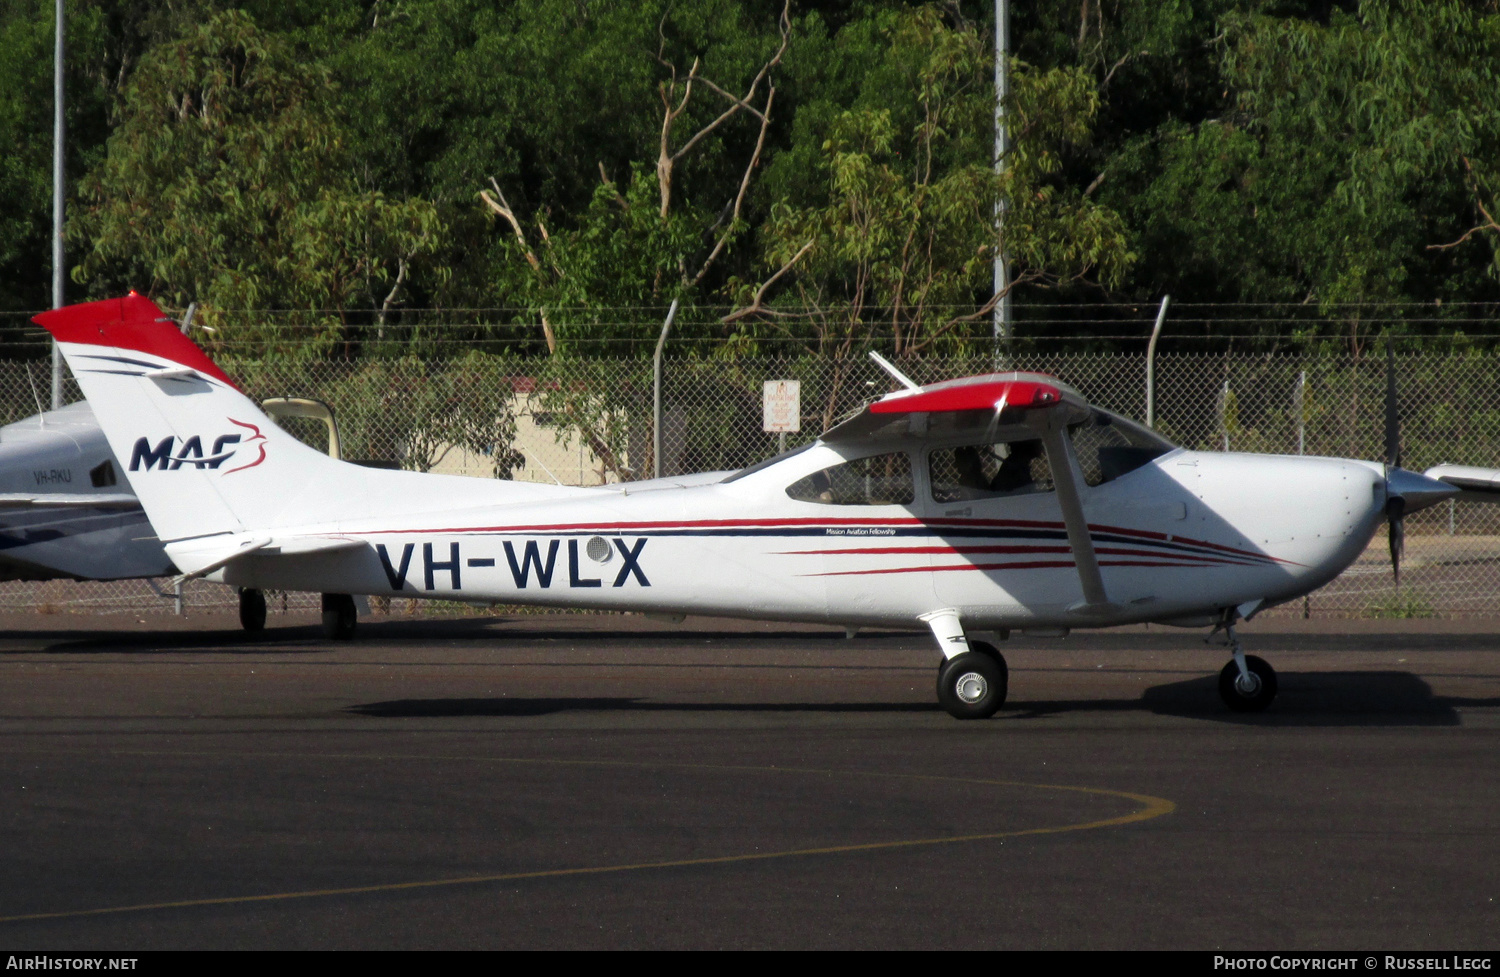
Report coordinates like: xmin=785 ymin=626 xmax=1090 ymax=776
xmin=991 ymin=439 xmax=1041 ymax=493
xmin=953 ymin=446 xmax=988 ymax=493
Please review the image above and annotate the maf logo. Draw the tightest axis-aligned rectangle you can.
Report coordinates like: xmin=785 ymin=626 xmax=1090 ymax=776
xmin=129 ymin=418 xmax=267 ymax=474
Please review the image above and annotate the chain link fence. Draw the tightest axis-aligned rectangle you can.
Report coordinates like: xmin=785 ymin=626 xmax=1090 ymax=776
xmin=2 ymin=349 xmax=1498 ymax=618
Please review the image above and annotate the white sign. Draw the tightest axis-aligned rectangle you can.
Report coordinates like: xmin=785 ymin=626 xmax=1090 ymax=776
xmin=762 ymin=379 xmax=801 ymax=433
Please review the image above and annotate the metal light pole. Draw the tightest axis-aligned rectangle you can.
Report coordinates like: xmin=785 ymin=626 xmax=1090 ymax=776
xmin=992 ymin=0 xmax=1011 ymax=364
xmin=50 ymin=0 xmax=65 ymax=409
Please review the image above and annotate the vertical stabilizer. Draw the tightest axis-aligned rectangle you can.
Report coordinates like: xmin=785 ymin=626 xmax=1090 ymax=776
xmin=33 ymin=295 xmax=346 ymax=543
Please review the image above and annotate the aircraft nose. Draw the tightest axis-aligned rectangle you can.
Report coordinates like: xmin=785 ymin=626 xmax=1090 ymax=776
xmin=1386 ymin=467 xmax=1460 ymax=514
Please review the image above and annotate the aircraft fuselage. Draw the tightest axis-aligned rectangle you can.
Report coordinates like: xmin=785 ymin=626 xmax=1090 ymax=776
xmin=214 ymin=445 xmax=1387 ymax=630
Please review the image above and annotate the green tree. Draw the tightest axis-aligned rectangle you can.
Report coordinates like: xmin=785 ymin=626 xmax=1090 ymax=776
xmin=68 ymin=9 xmax=445 ymax=358
xmin=728 ymin=6 xmax=1132 ymax=359
xmin=0 ymin=0 xmax=116 ymax=312
xmin=474 ymin=0 xmax=793 ymax=355
xmin=1102 ymin=0 xmax=1500 ymax=349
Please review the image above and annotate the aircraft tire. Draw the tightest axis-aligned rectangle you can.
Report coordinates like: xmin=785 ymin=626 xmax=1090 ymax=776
xmin=322 ymin=593 xmax=357 ymax=641
xmin=1218 ymin=655 xmax=1277 ymax=712
xmin=936 ymin=647 xmax=1008 ymax=720
xmin=238 ymin=588 xmax=267 ymax=632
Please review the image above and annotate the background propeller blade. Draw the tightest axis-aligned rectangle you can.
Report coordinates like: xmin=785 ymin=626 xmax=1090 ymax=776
xmin=1384 ymin=343 xmax=1401 ymax=470
xmin=1387 ymin=495 xmax=1405 ymax=585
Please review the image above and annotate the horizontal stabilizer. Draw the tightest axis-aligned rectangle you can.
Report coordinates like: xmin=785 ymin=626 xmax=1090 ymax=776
xmin=165 ymin=533 xmax=366 ymax=585
xmin=260 ymin=536 xmax=364 ymax=556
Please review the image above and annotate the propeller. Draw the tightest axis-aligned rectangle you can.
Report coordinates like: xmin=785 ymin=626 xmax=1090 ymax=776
xmin=1384 ymin=344 xmax=1404 ymax=584
xmin=1378 ymin=346 xmax=1462 ymax=573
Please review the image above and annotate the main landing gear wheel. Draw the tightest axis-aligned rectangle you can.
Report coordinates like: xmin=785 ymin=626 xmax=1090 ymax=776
xmin=937 ymin=642 xmax=1008 ymax=720
xmin=322 ymin=593 xmax=357 ymax=640
xmin=1218 ymin=654 xmax=1277 ymax=712
xmin=238 ymin=587 xmax=266 ymax=632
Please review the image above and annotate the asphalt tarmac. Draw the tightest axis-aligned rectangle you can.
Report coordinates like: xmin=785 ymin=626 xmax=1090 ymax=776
xmin=0 ymin=610 xmax=1495 ymax=950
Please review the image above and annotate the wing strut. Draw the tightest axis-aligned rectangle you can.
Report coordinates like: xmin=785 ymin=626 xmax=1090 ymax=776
xmin=1036 ymin=414 xmax=1112 ymax=611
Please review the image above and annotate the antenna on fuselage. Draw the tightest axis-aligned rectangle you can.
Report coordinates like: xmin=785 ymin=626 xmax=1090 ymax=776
xmin=24 ymin=367 xmax=46 ymax=424
xmin=867 ymin=351 xmax=920 ymax=391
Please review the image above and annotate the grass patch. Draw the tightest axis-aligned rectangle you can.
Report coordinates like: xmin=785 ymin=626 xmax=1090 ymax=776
xmin=1361 ymin=588 xmax=1437 ymax=619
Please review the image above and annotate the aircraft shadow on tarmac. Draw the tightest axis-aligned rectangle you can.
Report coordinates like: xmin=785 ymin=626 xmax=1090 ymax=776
xmin=1136 ymin=670 xmax=1482 ymax=726
xmin=19 ymin=630 xmax=341 ymax=655
xmin=348 ymin=671 xmax=1497 ymax=725
xmin=9 ymin=620 xmax=916 ymax=655
xmin=9 ymin=616 xmax=1500 ymax=654
xmin=349 ymin=698 xmax=938 ymax=717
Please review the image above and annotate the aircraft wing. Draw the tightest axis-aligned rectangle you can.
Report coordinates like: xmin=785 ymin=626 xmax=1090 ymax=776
xmin=1425 ymin=464 xmax=1500 ymax=504
xmin=821 ymin=372 xmax=1093 ymax=444
xmin=0 ymin=492 xmax=141 ymax=509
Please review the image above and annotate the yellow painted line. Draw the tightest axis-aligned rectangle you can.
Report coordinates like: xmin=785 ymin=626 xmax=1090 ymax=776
xmin=0 ymin=749 xmax=1175 ymax=925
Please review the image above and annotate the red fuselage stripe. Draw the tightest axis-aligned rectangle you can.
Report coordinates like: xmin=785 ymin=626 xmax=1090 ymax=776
xmin=812 ymin=558 xmax=1227 ymax=577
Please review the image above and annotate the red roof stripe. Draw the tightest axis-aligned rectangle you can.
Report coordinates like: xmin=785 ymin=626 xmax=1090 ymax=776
xmin=870 ymin=379 xmax=1062 ymax=414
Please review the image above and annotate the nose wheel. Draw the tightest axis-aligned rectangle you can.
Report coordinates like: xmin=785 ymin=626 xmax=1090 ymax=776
xmin=1218 ymin=655 xmax=1277 ymax=711
xmin=936 ymin=642 xmax=1008 ymax=720
xmin=1214 ymin=621 xmax=1277 ymax=712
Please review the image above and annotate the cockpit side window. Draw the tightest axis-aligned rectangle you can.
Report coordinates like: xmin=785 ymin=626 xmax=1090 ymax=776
xmin=786 ymin=452 xmax=914 ymax=505
xmin=929 ymin=438 xmax=1054 ymax=503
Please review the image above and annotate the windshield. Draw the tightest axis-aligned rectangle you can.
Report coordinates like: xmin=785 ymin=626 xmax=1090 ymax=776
xmin=720 ymin=443 xmax=815 ymax=483
xmin=1071 ymin=408 xmax=1175 ymax=486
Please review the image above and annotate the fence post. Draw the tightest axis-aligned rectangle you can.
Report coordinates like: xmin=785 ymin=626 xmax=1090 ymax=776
xmin=1220 ymin=378 xmax=1231 ymax=451
xmin=652 ymin=299 xmax=680 ymax=479
xmin=1295 ymin=370 xmax=1306 ymax=455
xmin=1145 ymin=295 xmax=1170 ymax=427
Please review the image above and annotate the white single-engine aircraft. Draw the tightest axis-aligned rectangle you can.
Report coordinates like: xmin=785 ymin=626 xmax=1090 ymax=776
xmin=0 ymin=401 xmax=168 ymax=582
xmin=35 ymin=294 xmax=1465 ymax=719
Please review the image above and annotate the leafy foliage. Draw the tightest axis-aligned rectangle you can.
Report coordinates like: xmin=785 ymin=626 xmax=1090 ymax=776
xmin=67 ymin=10 xmax=445 ymax=357
xmin=729 ymin=7 xmax=1131 ymax=360
xmin=0 ymin=0 xmax=1497 ymax=354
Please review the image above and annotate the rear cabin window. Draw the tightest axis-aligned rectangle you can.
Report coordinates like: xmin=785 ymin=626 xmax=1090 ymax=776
xmin=929 ymin=438 xmax=1054 ymax=503
xmin=786 ymin=452 xmax=914 ymax=506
